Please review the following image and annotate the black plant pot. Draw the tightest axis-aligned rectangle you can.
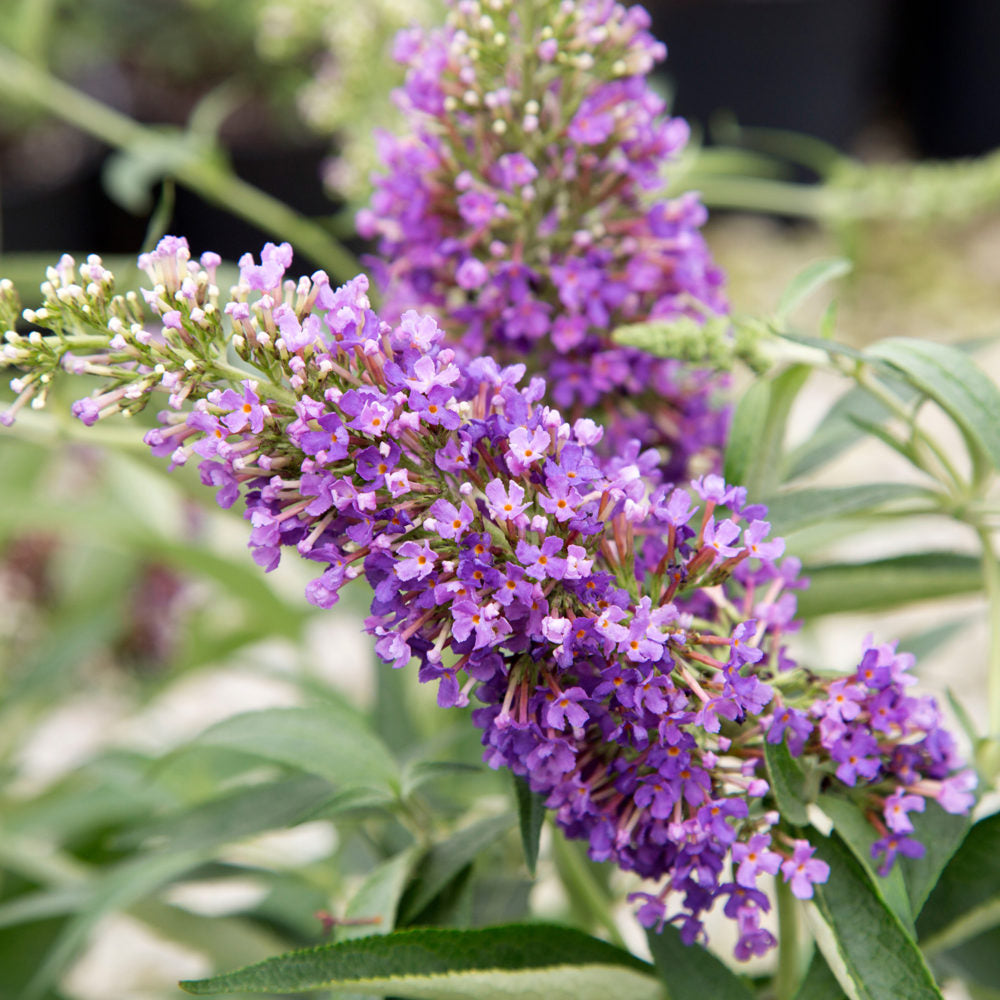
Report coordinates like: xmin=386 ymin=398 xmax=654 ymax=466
xmin=901 ymin=0 xmax=1000 ymax=158
xmin=648 ymin=0 xmax=897 ymax=152
xmin=169 ymin=141 xmax=337 ymax=264
xmin=0 ymin=133 xmax=146 ymax=254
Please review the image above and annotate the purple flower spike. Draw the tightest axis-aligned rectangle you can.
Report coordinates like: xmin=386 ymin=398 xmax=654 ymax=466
xmin=12 ymin=236 xmax=975 ymax=965
xmin=362 ymin=0 xmax=731 ymax=485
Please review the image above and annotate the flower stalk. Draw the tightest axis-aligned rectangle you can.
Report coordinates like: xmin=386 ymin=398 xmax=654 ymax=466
xmin=0 ymin=45 xmax=361 ymax=281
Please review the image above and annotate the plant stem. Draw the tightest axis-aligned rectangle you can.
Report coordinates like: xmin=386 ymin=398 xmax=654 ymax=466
xmin=774 ymin=877 xmax=800 ymax=1000
xmin=852 ymin=365 xmax=968 ymax=496
xmin=13 ymin=0 xmax=58 ymax=64
xmin=976 ymin=526 xmax=1000 ymax=740
xmin=678 ymin=174 xmax=845 ymax=220
xmin=0 ymin=46 xmax=361 ymax=282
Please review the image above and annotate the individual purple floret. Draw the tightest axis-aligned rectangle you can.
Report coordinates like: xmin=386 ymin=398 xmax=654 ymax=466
xmin=359 ymin=0 xmax=730 ymax=483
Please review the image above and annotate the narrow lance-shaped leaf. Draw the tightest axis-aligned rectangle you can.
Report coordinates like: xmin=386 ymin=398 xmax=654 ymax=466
xmin=931 ymin=926 xmax=1000 ymax=994
xmin=784 ymin=383 xmax=897 ymax=481
xmin=645 ymin=924 xmax=754 ymax=1000
xmin=808 ymin=832 xmax=943 ymax=1000
xmin=179 ymin=924 xmax=662 ymax=999
xmin=917 ymin=812 xmax=1000 ymax=953
xmin=775 ymin=258 xmax=852 ymax=324
xmin=512 ymin=773 xmax=546 ymax=876
xmin=113 ymin=775 xmax=332 ymax=852
xmin=795 ymin=553 xmax=982 ymax=618
xmin=815 ymin=795 xmax=912 ymax=931
xmin=338 ymin=847 xmax=423 ymax=942
xmin=23 ymin=847 xmax=210 ymax=1000
xmin=895 ymin=619 xmax=968 ymax=665
xmin=396 ymin=813 xmax=516 ymax=925
xmin=180 ymin=706 xmax=401 ymax=795
xmin=723 ymin=377 xmax=771 ymax=488
xmin=793 ymin=950 xmax=847 ymax=1000
xmin=761 ymin=482 xmax=933 ymax=535
xmin=725 ymin=364 xmax=812 ymax=497
xmin=764 ymin=738 xmax=810 ymax=826
xmin=901 ymin=801 xmax=970 ymax=921
xmin=401 ymin=759 xmax=483 ymax=799
xmin=867 ymin=337 xmax=1000 ymax=472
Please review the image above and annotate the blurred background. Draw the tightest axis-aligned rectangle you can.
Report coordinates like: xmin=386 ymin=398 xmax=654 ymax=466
xmin=1 ymin=2 xmax=1000 ymax=999
xmin=4 ymin=0 xmax=1000 ymax=255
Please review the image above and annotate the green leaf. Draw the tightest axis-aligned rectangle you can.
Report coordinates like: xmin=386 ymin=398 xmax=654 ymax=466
xmin=645 ymin=924 xmax=754 ymax=1000
xmin=723 ymin=378 xmax=771 ymax=487
xmin=6 ymin=750 xmax=172 ymax=841
xmin=397 ymin=814 xmax=515 ymax=925
xmin=183 ymin=706 xmax=400 ymax=795
xmin=0 ymin=886 xmax=89 ymax=930
xmin=809 ymin=833 xmax=942 ymax=1000
xmin=902 ymin=802 xmax=970 ymax=920
xmin=2 ymin=605 xmax=122 ymax=708
xmin=409 ymin=863 xmax=476 ymax=929
xmin=761 ymin=483 xmax=932 ymax=535
xmin=512 ymin=774 xmax=546 ymax=876
xmin=775 ymin=258 xmax=852 ymax=324
xmin=179 ymin=923 xmax=661 ymax=998
xmin=784 ymin=384 xmax=900 ymax=481
xmin=867 ymin=338 xmax=1000 ymax=471
xmin=793 ymin=950 xmax=847 ymax=1000
xmin=303 ymin=786 xmax=398 ymax=821
xmin=917 ymin=811 xmax=1000 ymax=953
xmin=764 ymin=738 xmax=810 ymax=825
xmin=815 ymin=795 xmax=913 ymax=931
xmin=944 ymin=687 xmax=980 ymax=749
xmin=932 ymin=926 xmax=1000 ymax=992
xmin=339 ymin=847 xmax=423 ymax=942
xmin=844 ymin=413 xmax=920 ymax=466
xmin=102 ymin=129 xmax=217 ymax=213
xmin=778 ymin=331 xmax=867 ymax=364
xmin=724 ymin=364 xmax=812 ymax=496
xmin=796 ymin=553 xmax=982 ymax=618
xmin=113 ymin=775 xmax=332 ymax=851
xmin=23 ymin=847 xmax=209 ymax=1000
xmin=400 ymin=760 xmax=483 ymax=799
xmin=896 ymin=619 xmax=969 ymax=664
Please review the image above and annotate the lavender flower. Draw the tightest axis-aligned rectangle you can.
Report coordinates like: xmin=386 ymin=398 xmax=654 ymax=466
xmin=0 ymin=238 xmax=975 ymax=960
xmin=359 ymin=0 xmax=729 ymax=483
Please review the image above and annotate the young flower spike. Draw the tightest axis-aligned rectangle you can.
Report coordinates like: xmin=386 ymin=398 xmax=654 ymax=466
xmin=0 ymin=238 xmax=974 ymax=959
xmin=360 ymin=0 xmax=730 ymax=483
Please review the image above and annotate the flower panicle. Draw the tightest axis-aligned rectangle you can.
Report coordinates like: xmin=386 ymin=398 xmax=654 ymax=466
xmin=0 ymin=235 xmax=975 ymax=961
xmin=362 ymin=0 xmax=730 ymax=483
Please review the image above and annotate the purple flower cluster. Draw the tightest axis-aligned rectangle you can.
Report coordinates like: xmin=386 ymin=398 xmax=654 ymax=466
xmin=2 ymin=237 xmax=976 ymax=960
xmin=358 ymin=0 xmax=729 ymax=483
xmin=773 ymin=638 xmax=976 ymax=875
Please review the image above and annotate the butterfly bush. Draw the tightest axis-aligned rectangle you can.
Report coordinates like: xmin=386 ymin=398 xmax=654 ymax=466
xmin=358 ymin=0 xmax=729 ymax=483
xmin=0 ymin=239 xmax=975 ymax=959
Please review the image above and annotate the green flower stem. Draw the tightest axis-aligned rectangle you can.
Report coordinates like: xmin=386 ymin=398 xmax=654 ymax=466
xmin=0 ymin=46 xmax=361 ymax=282
xmin=13 ymin=0 xmax=58 ymax=64
xmin=678 ymin=174 xmax=845 ymax=220
xmin=851 ymin=364 xmax=969 ymax=497
xmin=550 ymin=830 xmax=626 ymax=949
xmin=976 ymin=526 xmax=1000 ymax=743
xmin=213 ymin=358 xmax=295 ymax=407
xmin=774 ymin=877 xmax=801 ymax=1000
